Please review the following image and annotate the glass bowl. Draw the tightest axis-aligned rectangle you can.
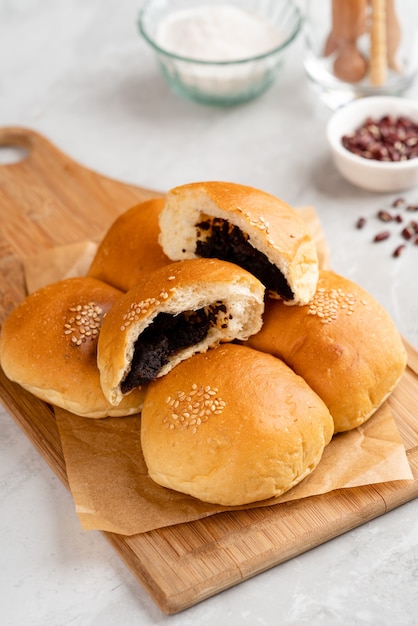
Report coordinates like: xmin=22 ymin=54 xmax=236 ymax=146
xmin=137 ymin=0 xmax=302 ymax=106
xmin=326 ymin=96 xmax=418 ymax=192
xmin=304 ymin=0 xmax=418 ymax=110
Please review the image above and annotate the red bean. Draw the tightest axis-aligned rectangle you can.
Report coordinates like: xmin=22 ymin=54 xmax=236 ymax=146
xmin=393 ymin=244 xmax=406 ymax=257
xmin=377 ymin=210 xmax=393 ymax=222
xmin=401 ymin=225 xmax=416 ymax=240
xmin=374 ymin=231 xmax=391 ymax=242
xmin=342 ymin=115 xmax=418 ymax=161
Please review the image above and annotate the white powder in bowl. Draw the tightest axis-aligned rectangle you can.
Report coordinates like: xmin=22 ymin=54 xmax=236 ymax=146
xmin=155 ymin=5 xmax=284 ymax=61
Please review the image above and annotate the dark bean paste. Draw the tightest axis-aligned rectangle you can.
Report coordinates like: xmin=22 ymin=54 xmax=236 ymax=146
xmin=195 ymin=217 xmax=294 ymax=301
xmin=121 ymin=303 xmax=228 ymax=393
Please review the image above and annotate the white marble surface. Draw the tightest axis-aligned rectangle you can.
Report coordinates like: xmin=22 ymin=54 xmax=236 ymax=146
xmin=1 ymin=1 xmax=418 ymax=624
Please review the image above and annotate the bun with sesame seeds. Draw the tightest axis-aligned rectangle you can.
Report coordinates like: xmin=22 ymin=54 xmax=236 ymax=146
xmin=140 ymin=343 xmax=334 ymax=506
xmin=158 ymin=181 xmax=319 ymax=305
xmin=87 ymin=197 xmax=171 ymax=292
xmin=97 ymin=258 xmax=265 ymax=407
xmin=246 ymin=270 xmax=408 ymax=433
xmin=0 ymin=277 xmax=146 ymax=418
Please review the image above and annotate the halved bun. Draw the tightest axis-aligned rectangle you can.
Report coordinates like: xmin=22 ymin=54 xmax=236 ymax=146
xmin=141 ymin=343 xmax=334 ymax=506
xmin=246 ymin=270 xmax=408 ymax=432
xmin=97 ymin=258 xmax=265 ymax=406
xmin=158 ymin=181 xmax=319 ymax=305
xmin=0 ymin=277 xmax=146 ymax=418
xmin=87 ymin=198 xmax=170 ymax=291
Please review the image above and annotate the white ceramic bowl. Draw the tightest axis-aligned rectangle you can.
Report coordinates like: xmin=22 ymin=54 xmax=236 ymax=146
xmin=326 ymin=96 xmax=418 ymax=192
xmin=138 ymin=0 xmax=302 ymax=106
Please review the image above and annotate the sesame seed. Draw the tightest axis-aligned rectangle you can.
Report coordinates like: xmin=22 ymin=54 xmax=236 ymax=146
xmin=307 ymin=287 xmax=357 ymax=324
xmin=163 ymin=384 xmax=225 ymax=432
xmin=119 ymin=298 xmax=161 ymax=330
xmin=65 ymin=301 xmax=103 ymax=346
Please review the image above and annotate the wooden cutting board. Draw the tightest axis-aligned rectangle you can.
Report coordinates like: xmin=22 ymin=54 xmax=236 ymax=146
xmin=1 ymin=126 xmax=418 ymax=615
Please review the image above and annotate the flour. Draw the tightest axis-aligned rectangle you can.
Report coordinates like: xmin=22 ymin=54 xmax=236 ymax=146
xmin=155 ymin=5 xmax=283 ymax=62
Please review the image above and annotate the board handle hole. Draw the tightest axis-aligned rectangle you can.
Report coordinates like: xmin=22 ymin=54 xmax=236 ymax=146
xmin=0 ymin=145 xmax=29 ymax=165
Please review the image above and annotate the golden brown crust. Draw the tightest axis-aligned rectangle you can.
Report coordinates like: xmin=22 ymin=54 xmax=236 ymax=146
xmin=87 ymin=198 xmax=171 ymax=291
xmin=0 ymin=277 xmax=146 ymax=417
xmin=246 ymin=270 xmax=407 ymax=432
xmin=141 ymin=343 xmax=334 ymax=506
xmin=97 ymin=258 xmax=265 ymax=406
xmin=158 ymin=181 xmax=319 ymax=305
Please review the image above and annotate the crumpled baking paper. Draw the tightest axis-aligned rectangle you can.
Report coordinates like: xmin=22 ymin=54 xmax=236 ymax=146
xmin=54 ymin=402 xmax=412 ymax=535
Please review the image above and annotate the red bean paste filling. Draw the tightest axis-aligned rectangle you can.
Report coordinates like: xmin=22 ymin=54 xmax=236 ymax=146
xmin=194 ymin=217 xmax=294 ymax=301
xmin=120 ymin=303 xmax=229 ymax=393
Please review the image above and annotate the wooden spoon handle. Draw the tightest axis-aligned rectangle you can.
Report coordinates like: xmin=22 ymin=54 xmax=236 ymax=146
xmin=370 ymin=0 xmax=388 ymax=86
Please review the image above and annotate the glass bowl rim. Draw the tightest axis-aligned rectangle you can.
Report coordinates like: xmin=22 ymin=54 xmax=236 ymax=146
xmin=137 ymin=0 xmax=303 ymax=66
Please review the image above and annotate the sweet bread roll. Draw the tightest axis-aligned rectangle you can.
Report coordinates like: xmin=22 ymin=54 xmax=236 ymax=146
xmin=0 ymin=277 xmax=146 ymax=418
xmin=159 ymin=182 xmax=318 ymax=304
xmin=87 ymin=198 xmax=170 ymax=292
xmin=97 ymin=258 xmax=265 ymax=406
xmin=246 ymin=270 xmax=407 ymax=432
xmin=141 ymin=343 xmax=334 ymax=506
xmin=158 ymin=181 xmax=319 ymax=305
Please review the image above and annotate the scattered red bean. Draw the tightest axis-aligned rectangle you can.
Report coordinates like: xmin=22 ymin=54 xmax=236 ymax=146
xmin=355 ymin=196 xmax=418 ymax=257
xmin=377 ymin=209 xmax=393 ymax=222
xmin=401 ymin=224 xmax=416 ymax=240
xmin=374 ymin=230 xmax=391 ymax=242
xmin=393 ymin=244 xmax=406 ymax=257
xmin=342 ymin=115 xmax=418 ymax=161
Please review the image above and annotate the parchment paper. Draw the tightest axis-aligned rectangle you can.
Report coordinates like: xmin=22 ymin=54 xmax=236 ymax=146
xmin=54 ymin=402 xmax=412 ymax=535
xmin=22 ymin=206 xmax=414 ymax=536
